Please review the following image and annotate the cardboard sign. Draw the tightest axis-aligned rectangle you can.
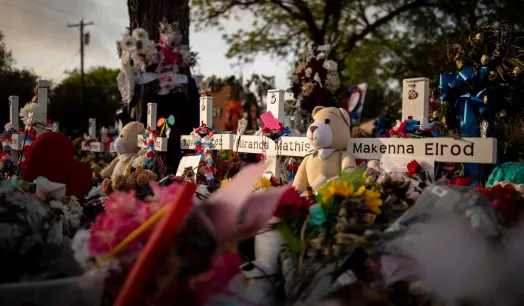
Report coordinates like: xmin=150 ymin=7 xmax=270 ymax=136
xmin=260 ymin=111 xmax=281 ymax=130
xmin=90 ymin=142 xmax=104 ymax=152
xmin=176 ymin=155 xmax=202 ymax=181
xmin=154 ymin=137 xmax=168 ymax=152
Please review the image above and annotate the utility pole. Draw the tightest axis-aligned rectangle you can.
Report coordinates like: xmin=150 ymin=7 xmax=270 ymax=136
xmin=68 ymin=19 xmax=94 ymax=122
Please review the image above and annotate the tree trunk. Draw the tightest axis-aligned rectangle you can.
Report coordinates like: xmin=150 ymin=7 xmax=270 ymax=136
xmin=127 ymin=0 xmax=191 ymax=124
xmin=127 ymin=0 xmax=196 ymax=173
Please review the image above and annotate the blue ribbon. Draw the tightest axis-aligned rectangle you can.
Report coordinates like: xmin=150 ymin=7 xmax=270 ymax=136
xmin=439 ymin=66 xmax=494 ymax=185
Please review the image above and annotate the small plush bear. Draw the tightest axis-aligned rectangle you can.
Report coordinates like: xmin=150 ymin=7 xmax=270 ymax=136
xmin=293 ymin=106 xmax=356 ymax=193
xmin=101 ymin=166 xmax=157 ymax=195
xmin=100 ymin=121 xmax=146 ymax=194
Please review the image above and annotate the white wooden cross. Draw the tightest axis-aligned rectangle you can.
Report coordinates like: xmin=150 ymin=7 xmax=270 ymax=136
xmin=9 ymin=80 xmax=60 ymax=151
xmin=179 ymin=77 xmax=498 ymax=180
xmin=135 ymin=102 xmax=177 ymax=152
xmin=84 ymin=118 xmax=105 ymax=152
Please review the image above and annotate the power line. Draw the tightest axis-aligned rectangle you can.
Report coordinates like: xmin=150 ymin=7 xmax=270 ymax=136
xmin=26 ymin=0 xmax=82 ymax=19
xmin=39 ymin=50 xmax=80 ymax=77
xmin=0 ymin=0 xmax=62 ymax=20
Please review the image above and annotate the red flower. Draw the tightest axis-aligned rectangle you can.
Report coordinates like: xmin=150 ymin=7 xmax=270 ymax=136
xmin=449 ymin=177 xmax=472 ymax=186
xmin=195 ymin=144 xmax=203 ymax=152
xmin=406 ymin=160 xmax=421 ymax=176
xmin=146 ymin=151 xmax=155 ymax=158
xmin=1 ymin=135 xmax=9 ymax=142
xmin=161 ymin=48 xmax=180 ymax=64
xmin=474 ymin=184 xmax=484 ymax=192
xmin=274 ymin=188 xmax=313 ymax=219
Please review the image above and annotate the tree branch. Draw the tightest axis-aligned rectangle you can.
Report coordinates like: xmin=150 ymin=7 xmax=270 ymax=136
xmin=206 ymin=0 xmax=260 ymax=19
xmin=289 ymin=0 xmax=323 ymax=43
xmin=343 ymin=0 xmax=429 ymax=53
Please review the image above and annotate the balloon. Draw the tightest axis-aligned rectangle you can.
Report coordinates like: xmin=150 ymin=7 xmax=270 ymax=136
xmin=157 ymin=118 xmax=166 ymax=127
xmin=167 ymin=115 xmax=175 ymax=125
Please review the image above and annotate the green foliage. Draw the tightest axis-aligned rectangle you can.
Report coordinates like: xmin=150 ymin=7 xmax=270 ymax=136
xmin=0 ymin=31 xmax=38 ymax=128
xmin=49 ymin=67 xmax=120 ymax=137
xmin=191 ymin=0 xmax=524 ymax=120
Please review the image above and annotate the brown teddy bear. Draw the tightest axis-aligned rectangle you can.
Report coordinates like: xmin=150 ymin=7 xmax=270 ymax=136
xmin=293 ymin=106 xmax=356 ymax=193
xmin=101 ymin=166 xmax=158 ymax=195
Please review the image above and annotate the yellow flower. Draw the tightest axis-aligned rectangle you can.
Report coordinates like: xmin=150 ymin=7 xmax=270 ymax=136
xmin=319 ymin=180 xmax=366 ymax=204
xmin=254 ymin=177 xmax=271 ymax=190
xmin=364 ymin=190 xmax=383 ymax=215
xmin=221 ymin=179 xmax=230 ymax=187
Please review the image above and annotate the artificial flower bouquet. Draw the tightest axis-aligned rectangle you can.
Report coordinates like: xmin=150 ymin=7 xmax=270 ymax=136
xmin=474 ymin=182 xmax=524 ymax=228
xmin=289 ymin=47 xmax=340 ymax=125
xmin=67 ymin=162 xmax=291 ymax=305
xmin=118 ymin=19 xmax=197 ymax=99
xmin=0 ymin=179 xmax=106 ymax=306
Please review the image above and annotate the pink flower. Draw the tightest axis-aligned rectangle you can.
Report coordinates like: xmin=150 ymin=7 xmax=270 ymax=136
xmin=407 ymin=191 xmax=420 ymax=201
xmin=390 ymin=171 xmax=402 ymax=182
xmin=88 ymin=192 xmax=151 ymax=257
xmin=377 ymin=175 xmax=386 ymax=184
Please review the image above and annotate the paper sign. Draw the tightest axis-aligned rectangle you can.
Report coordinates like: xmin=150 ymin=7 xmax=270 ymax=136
xmin=90 ymin=142 xmax=104 ymax=152
xmin=154 ymin=137 xmax=168 ymax=152
xmin=260 ymin=111 xmax=281 ymax=130
xmin=35 ymin=178 xmax=66 ymax=200
xmin=175 ymin=155 xmax=202 ymax=181
xmin=380 ymin=155 xmax=435 ymax=179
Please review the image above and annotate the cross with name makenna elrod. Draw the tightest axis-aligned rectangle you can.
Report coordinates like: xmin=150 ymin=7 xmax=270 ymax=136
xmin=180 ymin=77 xmax=497 ymax=179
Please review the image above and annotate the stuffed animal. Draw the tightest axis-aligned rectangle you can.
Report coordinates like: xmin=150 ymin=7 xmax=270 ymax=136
xmin=100 ymin=121 xmax=146 ymax=194
xmin=101 ymin=166 xmax=157 ymax=195
xmin=134 ymin=166 xmax=157 ymax=186
xmin=293 ymin=106 xmax=356 ymax=193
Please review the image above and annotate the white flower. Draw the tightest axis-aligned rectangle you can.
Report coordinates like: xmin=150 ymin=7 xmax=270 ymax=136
xmin=316 ymin=52 xmax=326 ymax=60
xmin=323 ymin=60 xmax=338 ymax=71
xmin=19 ymin=102 xmax=46 ymax=128
xmin=132 ymin=28 xmax=149 ymax=41
xmin=87 ymin=186 xmax=103 ymax=198
xmin=132 ymin=155 xmax=147 ymax=168
xmin=120 ymin=35 xmax=136 ymax=51
xmin=71 ymin=229 xmax=95 ymax=270
xmin=50 ymin=198 xmax=83 ymax=234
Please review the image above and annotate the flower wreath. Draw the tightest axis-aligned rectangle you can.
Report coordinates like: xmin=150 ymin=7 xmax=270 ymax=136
xmin=191 ymin=123 xmax=214 ymax=185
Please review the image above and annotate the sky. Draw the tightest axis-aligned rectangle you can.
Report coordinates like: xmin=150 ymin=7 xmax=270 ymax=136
xmin=0 ymin=0 xmax=291 ymax=90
